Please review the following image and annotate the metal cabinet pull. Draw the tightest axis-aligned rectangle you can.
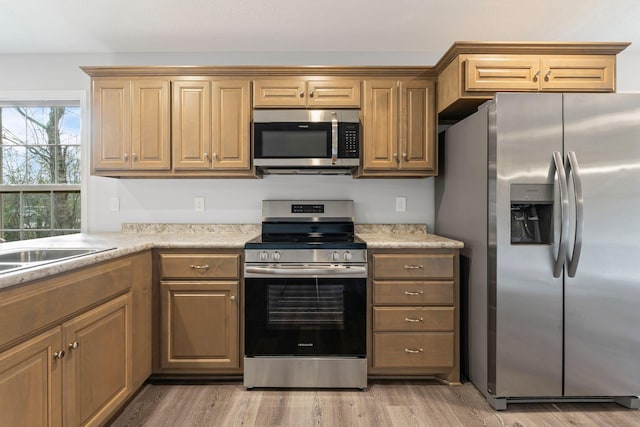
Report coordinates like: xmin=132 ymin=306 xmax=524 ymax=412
xmin=309 ymin=89 xmax=314 ymax=97
xmin=68 ymin=341 xmax=79 ymax=350
xmin=402 ymin=152 xmax=408 ymax=161
xmin=404 ymin=265 xmax=423 ymax=269
xmin=545 ymin=70 xmax=552 ymax=81
xmin=404 ymin=290 xmax=423 ymax=296
xmin=123 ymin=153 xmax=129 ymax=161
xmin=404 ymin=348 xmax=423 ymax=354
xmin=404 ymin=317 xmax=424 ymax=323
xmin=190 ymin=264 xmax=210 ymax=270
xmin=533 ymin=70 xmax=540 ymax=82
xmin=393 ymin=153 xmax=399 ymax=163
xmin=132 ymin=153 xmax=138 ymax=162
xmin=300 ymin=90 xmax=305 ymax=98
xmin=53 ymin=350 xmax=65 ymax=360
xmin=230 ymin=295 xmax=236 ymax=301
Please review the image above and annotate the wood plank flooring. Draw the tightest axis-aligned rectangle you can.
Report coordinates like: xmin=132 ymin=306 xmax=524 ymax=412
xmin=109 ymin=380 xmax=640 ymax=427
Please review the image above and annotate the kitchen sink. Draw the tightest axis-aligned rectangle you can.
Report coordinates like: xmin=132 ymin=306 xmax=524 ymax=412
xmin=0 ymin=248 xmax=113 ymax=275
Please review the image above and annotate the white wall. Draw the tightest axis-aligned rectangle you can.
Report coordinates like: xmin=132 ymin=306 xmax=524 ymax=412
xmin=1 ymin=49 xmax=639 ymax=232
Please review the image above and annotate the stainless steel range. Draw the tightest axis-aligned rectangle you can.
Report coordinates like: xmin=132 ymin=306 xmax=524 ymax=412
xmin=243 ymin=200 xmax=367 ymax=389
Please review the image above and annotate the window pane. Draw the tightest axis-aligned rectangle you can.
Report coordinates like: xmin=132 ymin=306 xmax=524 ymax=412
xmin=53 ymin=191 xmax=80 ymax=229
xmin=2 ymin=146 xmax=27 ymax=184
xmin=23 ymin=192 xmax=51 ymax=229
xmin=1 ymin=108 xmax=27 ymax=144
xmin=1 ymin=193 xmax=20 ymax=229
xmin=62 ymin=145 xmax=81 ymax=184
xmin=26 ymin=146 xmax=51 ymax=184
xmin=25 ymin=107 xmax=49 ymax=145
xmin=58 ymin=107 xmax=81 ymax=145
xmin=1 ymin=231 xmax=20 ymax=242
xmin=22 ymin=230 xmax=52 ymax=240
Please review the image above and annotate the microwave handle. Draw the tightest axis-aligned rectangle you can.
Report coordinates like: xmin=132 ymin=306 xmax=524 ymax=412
xmin=331 ymin=112 xmax=338 ymax=165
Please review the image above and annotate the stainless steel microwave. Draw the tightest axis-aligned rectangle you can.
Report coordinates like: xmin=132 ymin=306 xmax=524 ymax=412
xmin=253 ymin=110 xmax=360 ymax=174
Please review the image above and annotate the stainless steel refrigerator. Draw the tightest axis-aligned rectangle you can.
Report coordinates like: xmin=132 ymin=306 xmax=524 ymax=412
xmin=435 ymin=92 xmax=640 ymax=410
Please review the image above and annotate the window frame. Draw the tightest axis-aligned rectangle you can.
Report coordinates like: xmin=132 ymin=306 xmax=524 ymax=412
xmin=0 ymin=91 xmax=88 ymax=240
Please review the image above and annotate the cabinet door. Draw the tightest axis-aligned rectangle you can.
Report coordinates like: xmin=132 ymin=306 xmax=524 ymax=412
xmin=253 ymin=79 xmax=306 ymax=107
xmin=172 ymin=80 xmax=212 ymax=170
xmin=0 ymin=327 xmax=62 ymax=427
xmin=363 ymin=80 xmax=399 ymax=170
xmin=212 ymin=81 xmax=251 ymax=170
xmin=465 ymin=55 xmax=540 ymax=91
xmin=63 ymin=293 xmax=132 ymax=427
xmin=160 ymin=281 xmax=238 ymax=370
xmin=307 ymin=80 xmax=361 ymax=108
xmin=92 ymin=78 xmax=131 ymax=170
xmin=399 ymin=80 xmax=435 ymax=171
xmin=131 ymin=79 xmax=171 ymax=170
xmin=540 ymin=55 xmax=615 ymax=92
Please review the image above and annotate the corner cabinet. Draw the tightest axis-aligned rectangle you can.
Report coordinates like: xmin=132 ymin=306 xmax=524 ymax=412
xmin=369 ymin=248 xmax=460 ymax=383
xmin=435 ymin=42 xmax=629 ymax=120
xmin=157 ymin=251 xmax=241 ymax=372
xmin=360 ymin=79 xmax=436 ymax=177
xmin=172 ymin=79 xmax=252 ymax=173
xmin=91 ymin=77 xmax=171 ymax=173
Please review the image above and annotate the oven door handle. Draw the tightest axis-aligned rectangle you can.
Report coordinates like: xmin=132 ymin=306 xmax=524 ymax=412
xmin=245 ymin=265 xmax=367 ymax=276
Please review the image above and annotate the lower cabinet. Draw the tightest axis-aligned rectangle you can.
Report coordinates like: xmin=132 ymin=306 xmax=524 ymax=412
xmin=156 ymin=250 xmax=241 ymax=373
xmin=369 ymin=249 xmax=460 ymax=383
xmin=0 ymin=293 xmax=132 ymax=427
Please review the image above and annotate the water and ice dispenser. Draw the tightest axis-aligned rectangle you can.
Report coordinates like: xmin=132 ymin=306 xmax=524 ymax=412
xmin=510 ymin=184 xmax=554 ymax=244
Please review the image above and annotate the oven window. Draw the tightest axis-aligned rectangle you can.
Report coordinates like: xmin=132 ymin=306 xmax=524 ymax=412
xmin=261 ymin=130 xmax=328 ymax=157
xmin=267 ymin=283 xmax=344 ymax=329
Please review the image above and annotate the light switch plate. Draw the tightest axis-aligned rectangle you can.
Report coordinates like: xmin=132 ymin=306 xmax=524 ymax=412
xmin=194 ymin=197 xmax=205 ymax=212
xmin=395 ymin=196 xmax=407 ymax=212
xmin=110 ymin=197 xmax=120 ymax=212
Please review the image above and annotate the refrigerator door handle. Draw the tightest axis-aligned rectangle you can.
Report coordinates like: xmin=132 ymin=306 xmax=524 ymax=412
xmin=566 ymin=151 xmax=584 ymax=277
xmin=552 ymin=151 xmax=570 ymax=278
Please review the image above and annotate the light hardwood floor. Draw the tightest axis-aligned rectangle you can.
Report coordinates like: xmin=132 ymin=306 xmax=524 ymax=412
xmin=109 ymin=380 xmax=640 ymax=427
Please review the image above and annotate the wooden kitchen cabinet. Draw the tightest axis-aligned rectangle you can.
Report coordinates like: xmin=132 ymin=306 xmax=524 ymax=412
xmin=157 ymin=251 xmax=241 ymax=372
xmin=172 ymin=79 xmax=251 ymax=172
xmin=253 ymin=79 xmax=361 ymax=108
xmin=369 ymin=249 xmax=460 ymax=382
xmin=0 ymin=327 xmax=63 ymax=427
xmin=91 ymin=77 xmax=171 ymax=173
xmin=0 ymin=252 xmax=148 ymax=427
xmin=62 ymin=293 xmax=132 ymax=427
xmin=435 ymin=42 xmax=629 ymax=120
xmin=360 ymin=79 xmax=436 ymax=176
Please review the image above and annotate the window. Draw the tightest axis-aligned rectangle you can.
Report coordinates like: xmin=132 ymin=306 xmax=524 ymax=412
xmin=0 ymin=101 xmax=81 ymax=242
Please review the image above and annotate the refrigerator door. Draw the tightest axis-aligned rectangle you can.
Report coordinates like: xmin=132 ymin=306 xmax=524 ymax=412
xmin=490 ymin=93 xmax=564 ymax=397
xmin=563 ymin=93 xmax=640 ymax=396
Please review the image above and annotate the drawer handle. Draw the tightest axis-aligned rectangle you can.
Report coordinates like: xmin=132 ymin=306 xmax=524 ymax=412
xmin=405 ymin=317 xmax=424 ymax=323
xmin=190 ymin=264 xmax=210 ymax=271
xmin=404 ymin=348 xmax=423 ymax=354
xmin=404 ymin=265 xmax=423 ymax=270
xmin=404 ymin=290 xmax=423 ymax=296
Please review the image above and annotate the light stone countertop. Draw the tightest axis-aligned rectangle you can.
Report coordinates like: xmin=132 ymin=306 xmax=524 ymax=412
xmin=0 ymin=223 xmax=463 ymax=290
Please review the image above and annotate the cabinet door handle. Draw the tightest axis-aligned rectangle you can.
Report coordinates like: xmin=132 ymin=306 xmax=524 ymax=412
xmin=300 ymin=90 xmax=305 ymax=98
xmin=132 ymin=153 xmax=138 ymax=162
xmin=533 ymin=70 xmax=540 ymax=82
xmin=393 ymin=153 xmax=399 ymax=163
xmin=404 ymin=348 xmax=423 ymax=354
xmin=123 ymin=153 xmax=129 ymax=161
xmin=230 ymin=295 xmax=236 ymax=301
xmin=204 ymin=152 xmax=209 ymax=161
xmin=212 ymin=152 xmax=218 ymax=161
xmin=404 ymin=317 xmax=424 ymax=323
xmin=404 ymin=290 xmax=423 ymax=296
xmin=309 ymin=89 xmax=314 ymax=97
xmin=53 ymin=350 xmax=65 ymax=360
xmin=190 ymin=264 xmax=210 ymax=270
xmin=544 ymin=70 xmax=552 ymax=81
xmin=68 ymin=341 xmax=79 ymax=350
xmin=404 ymin=265 xmax=423 ymax=269
xmin=402 ymin=152 xmax=408 ymax=161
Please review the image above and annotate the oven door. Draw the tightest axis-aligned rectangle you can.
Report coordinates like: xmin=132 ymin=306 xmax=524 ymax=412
xmin=245 ymin=275 xmax=366 ymax=357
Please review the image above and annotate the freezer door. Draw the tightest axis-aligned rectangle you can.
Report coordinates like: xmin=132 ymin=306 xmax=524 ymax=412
xmin=490 ymin=93 xmax=564 ymax=397
xmin=563 ymin=93 xmax=640 ymax=396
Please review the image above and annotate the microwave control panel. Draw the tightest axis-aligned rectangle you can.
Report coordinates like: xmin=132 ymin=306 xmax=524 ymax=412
xmin=339 ymin=123 xmax=360 ymax=158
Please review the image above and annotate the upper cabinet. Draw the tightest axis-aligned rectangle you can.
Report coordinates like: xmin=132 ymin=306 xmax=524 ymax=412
xmin=172 ymin=79 xmax=251 ymax=172
xmin=91 ymin=78 xmax=171 ymax=172
xmin=253 ymin=79 xmax=361 ymax=108
xmin=360 ymin=79 xmax=436 ymax=177
xmin=435 ymin=42 xmax=629 ymax=121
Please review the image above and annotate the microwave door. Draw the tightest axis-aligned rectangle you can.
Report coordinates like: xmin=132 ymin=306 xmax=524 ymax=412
xmin=253 ymin=122 xmax=332 ymax=162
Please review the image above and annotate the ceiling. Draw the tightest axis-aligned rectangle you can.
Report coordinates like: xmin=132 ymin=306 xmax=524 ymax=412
xmin=1 ymin=0 xmax=640 ymax=55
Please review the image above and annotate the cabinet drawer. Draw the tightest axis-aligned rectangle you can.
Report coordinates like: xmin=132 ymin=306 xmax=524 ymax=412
xmin=373 ymin=281 xmax=453 ymax=305
xmin=373 ymin=307 xmax=454 ymax=331
xmin=159 ymin=254 xmax=240 ymax=279
xmin=373 ymin=254 xmax=454 ymax=279
xmin=373 ymin=332 xmax=454 ymax=369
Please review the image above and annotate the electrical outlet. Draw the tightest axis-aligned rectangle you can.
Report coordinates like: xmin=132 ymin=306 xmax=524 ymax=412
xmin=194 ymin=197 xmax=205 ymax=212
xmin=395 ymin=196 xmax=407 ymax=212
xmin=110 ymin=197 xmax=120 ymax=212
